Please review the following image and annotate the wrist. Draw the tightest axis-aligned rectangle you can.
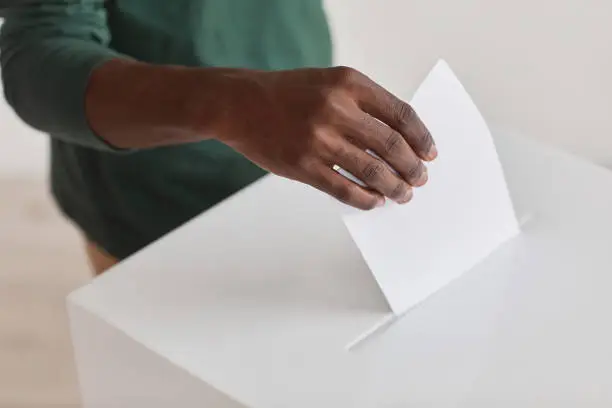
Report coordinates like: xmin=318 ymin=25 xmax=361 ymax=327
xmin=181 ymin=67 xmax=258 ymax=145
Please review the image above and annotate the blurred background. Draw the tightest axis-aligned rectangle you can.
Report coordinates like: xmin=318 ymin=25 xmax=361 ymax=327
xmin=1 ymin=0 xmax=611 ymax=407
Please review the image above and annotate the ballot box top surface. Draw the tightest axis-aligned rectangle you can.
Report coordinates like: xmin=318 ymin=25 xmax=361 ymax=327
xmin=69 ymin=133 xmax=612 ymax=407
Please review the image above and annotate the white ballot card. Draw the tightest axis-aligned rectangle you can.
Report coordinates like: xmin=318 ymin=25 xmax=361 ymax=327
xmin=343 ymin=60 xmax=520 ymax=315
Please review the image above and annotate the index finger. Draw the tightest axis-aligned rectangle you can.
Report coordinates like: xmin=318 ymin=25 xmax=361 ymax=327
xmin=348 ymin=71 xmax=437 ymax=161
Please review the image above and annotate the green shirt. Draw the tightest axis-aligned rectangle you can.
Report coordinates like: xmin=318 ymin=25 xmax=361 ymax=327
xmin=0 ymin=1 xmax=332 ymax=259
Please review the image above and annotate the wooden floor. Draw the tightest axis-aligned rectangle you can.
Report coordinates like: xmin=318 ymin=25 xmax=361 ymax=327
xmin=0 ymin=177 xmax=90 ymax=408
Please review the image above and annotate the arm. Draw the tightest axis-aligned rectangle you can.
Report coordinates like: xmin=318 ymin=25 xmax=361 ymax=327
xmin=1 ymin=1 xmax=436 ymax=210
xmin=1 ymin=1 xmax=123 ymax=149
xmin=83 ymin=59 xmax=245 ymax=149
xmin=0 ymin=1 xmax=222 ymax=150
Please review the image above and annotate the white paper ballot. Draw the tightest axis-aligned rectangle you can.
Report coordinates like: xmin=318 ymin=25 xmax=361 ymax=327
xmin=343 ymin=60 xmax=520 ymax=315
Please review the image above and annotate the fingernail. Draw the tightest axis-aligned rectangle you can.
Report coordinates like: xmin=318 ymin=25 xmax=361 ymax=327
xmin=425 ymin=145 xmax=438 ymax=161
xmin=376 ymin=197 xmax=386 ymax=207
xmin=397 ymin=187 xmax=414 ymax=204
xmin=414 ymin=167 xmax=428 ymax=187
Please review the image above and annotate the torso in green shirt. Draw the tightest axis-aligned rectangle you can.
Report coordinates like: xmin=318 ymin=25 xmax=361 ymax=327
xmin=51 ymin=0 xmax=332 ymax=259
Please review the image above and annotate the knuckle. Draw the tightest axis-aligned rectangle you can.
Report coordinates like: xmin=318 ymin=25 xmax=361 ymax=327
xmin=318 ymin=88 xmax=341 ymax=108
xmin=335 ymin=182 xmax=357 ymax=203
xmin=391 ymin=182 xmax=412 ymax=202
xmin=317 ymin=88 xmax=353 ymax=123
xmin=394 ymin=101 xmax=416 ymax=125
xmin=330 ymin=65 xmax=363 ymax=87
xmin=361 ymin=162 xmax=385 ymax=181
xmin=345 ymin=134 xmax=358 ymax=146
xmin=296 ymin=154 xmax=316 ymax=172
xmin=359 ymin=115 xmax=381 ymax=137
xmin=383 ymin=130 xmax=403 ymax=155
xmin=417 ymin=128 xmax=434 ymax=151
xmin=312 ymin=125 xmax=330 ymax=145
xmin=312 ymin=126 xmax=341 ymax=156
xmin=406 ymin=160 xmax=424 ymax=180
xmin=332 ymin=178 xmax=378 ymax=210
xmin=330 ymin=143 xmax=348 ymax=162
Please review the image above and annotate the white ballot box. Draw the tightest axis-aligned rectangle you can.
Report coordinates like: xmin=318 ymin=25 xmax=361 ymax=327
xmin=67 ymin=62 xmax=612 ymax=408
xmin=68 ymin=133 xmax=612 ymax=408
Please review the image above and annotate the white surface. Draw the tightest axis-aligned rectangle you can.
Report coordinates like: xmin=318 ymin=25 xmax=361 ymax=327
xmin=70 ymin=131 xmax=612 ymax=407
xmin=69 ymin=305 xmax=245 ymax=408
xmin=344 ymin=60 xmax=519 ymax=315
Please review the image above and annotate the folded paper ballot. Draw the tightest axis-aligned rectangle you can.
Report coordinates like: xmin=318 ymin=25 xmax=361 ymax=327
xmin=343 ymin=60 xmax=520 ymax=315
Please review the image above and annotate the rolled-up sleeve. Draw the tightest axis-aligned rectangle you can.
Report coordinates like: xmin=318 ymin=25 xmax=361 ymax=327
xmin=0 ymin=1 xmax=126 ymax=150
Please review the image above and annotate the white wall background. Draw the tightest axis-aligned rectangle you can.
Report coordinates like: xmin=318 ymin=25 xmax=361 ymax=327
xmin=1 ymin=0 xmax=612 ymax=179
xmin=326 ymin=0 xmax=612 ymax=165
xmin=0 ymin=19 xmax=49 ymax=178
xmin=0 ymin=82 xmax=49 ymax=178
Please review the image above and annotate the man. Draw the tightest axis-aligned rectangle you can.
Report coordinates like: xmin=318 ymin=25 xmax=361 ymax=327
xmin=0 ymin=1 xmax=436 ymax=275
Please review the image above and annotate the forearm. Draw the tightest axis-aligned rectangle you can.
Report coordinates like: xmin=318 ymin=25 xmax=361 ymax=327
xmin=85 ymin=59 xmax=243 ymax=149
